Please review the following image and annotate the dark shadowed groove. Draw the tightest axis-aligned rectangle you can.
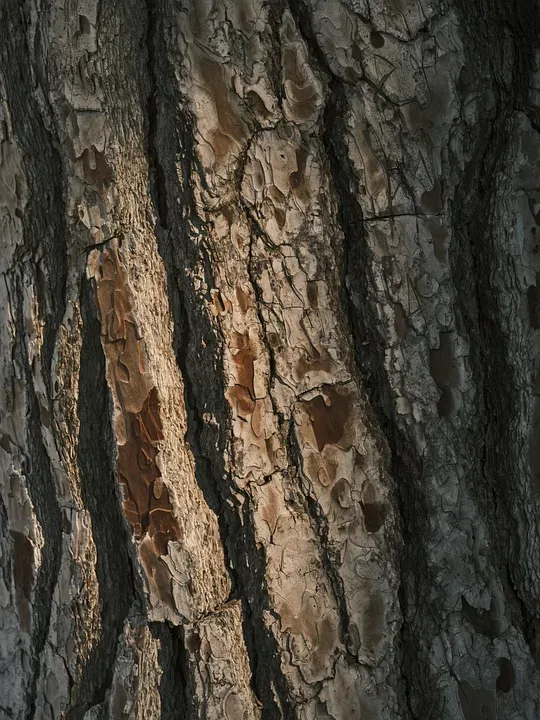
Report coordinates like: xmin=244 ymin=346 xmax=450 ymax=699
xmin=66 ymin=279 xmax=142 ymax=718
xmin=284 ymin=2 xmax=435 ymax=715
xmin=142 ymin=4 xmax=201 ymax=716
xmin=264 ymin=0 xmax=288 ymax=108
xmin=0 ymin=0 xmax=68 ymax=390
xmin=321 ymin=79 xmax=431 ymax=720
xmin=143 ymin=3 xmax=292 ymax=717
xmin=10 ymin=273 xmax=63 ymax=720
xmin=145 ymin=0 xmax=169 ymax=232
xmin=30 ymin=10 xmax=68 ymax=386
xmin=1 ymin=7 xmax=68 ymax=715
xmin=150 ymin=622 xmax=193 ymax=719
xmin=0 ymin=491 xmax=12 ymax=713
xmin=228 ymin=488 xmax=296 ymax=720
xmin=0 ymin=491 xmax=15 ymax=720
xmin=450 ymin=0 xmax=540 ymax=665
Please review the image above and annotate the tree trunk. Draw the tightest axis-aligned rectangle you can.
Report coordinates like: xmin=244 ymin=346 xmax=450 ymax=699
xmin=1 ymin=0 xmax=539 ymax=717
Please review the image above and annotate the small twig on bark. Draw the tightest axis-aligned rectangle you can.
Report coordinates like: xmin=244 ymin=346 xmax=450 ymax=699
xmin=80 ymin=233 xmax=123 ymax=255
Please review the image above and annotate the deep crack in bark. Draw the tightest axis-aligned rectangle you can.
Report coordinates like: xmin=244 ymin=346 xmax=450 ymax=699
xmin=69 ymin=278 xmax=143 ymax=718
xmin=11 ymin=272 xmax=63 ymax=720
xmin=450 ymin=0 xmax=540 ymax=668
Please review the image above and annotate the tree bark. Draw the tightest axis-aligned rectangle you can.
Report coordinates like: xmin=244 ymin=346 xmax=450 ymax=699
xmin=1 ymin=0 xmax=539 ymax=718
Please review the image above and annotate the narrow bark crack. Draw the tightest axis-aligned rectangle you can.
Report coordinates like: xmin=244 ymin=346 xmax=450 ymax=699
xmin=150 ymin=622 xmax=195 ymax=720
xmin=145 ymin=0 xmax=169 ymax=232
xmin=68 ymin=278 xmax=143 ymax=719
xmin=3 ymin=0 xmax=69 ymax=393
xmin=10 ymin=271 xmax=63 ymax=720
xmin=245 ymin=208 xmax=290 ymax=430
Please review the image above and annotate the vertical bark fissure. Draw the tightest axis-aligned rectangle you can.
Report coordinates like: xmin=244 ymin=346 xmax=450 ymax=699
xmin=450 ymin=0 xmax=540 ymax=663
xmin=0 ymin=490 xmax=14 ymax=719
xmin=233 ymin=500 xmax=296 ymax=720
xmin=143 ymin=6 xmax=290 ymax=717
xmin=0 ymin=19 xmax=68 ymax=705
xmin=149 ymin=622 xmax=194 ymax=720
xmin=141 ymin=5 xmax=199 ymax=714
xmin=263 ymin=0 xmax=287 ymax=111
xmin=0 ymin=0 xmax=69 ymax=387
xmin=69 ymin=278 xmax=142 ymax=718
xmin=145 ymin=0 xmax=169 ymax=233
xmin=320 ymin=83 xmax=428 ymax=719
xmin=244 ymin=213 xmax=285 ymax=430
xmin=10 ymin=273 xmax=63 ymax=719
xmin=31 ymin=28 xmax=68 ymax=390
xmin=0 ymin=14 xmax=68 ymax=556
xmin=144 ymin=1 xmax=225 ymax=517
xmin=285 ymin=0 xmax=339 ymax=89
xmin=449 ymin=105 xmax=520 ymax=626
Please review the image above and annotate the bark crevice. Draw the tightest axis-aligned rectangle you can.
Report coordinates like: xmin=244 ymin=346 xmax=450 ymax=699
xmin=11 ymin=273 xmax=63 ymax=720
xmin=150 ymin=622 xmax=195 ymax=720
xmin=450 ymin=0 xmax=540 ymax=667
xmin=69 ymin=278 xmax=143 ymax=718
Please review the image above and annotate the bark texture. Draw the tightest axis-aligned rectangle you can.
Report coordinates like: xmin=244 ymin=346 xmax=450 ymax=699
xmin=1 ymin=0 xmax=539 ymax=718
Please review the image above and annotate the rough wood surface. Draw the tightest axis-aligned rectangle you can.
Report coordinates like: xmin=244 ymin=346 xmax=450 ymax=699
xmin=0 ymin=0 xmax=539 ymax=718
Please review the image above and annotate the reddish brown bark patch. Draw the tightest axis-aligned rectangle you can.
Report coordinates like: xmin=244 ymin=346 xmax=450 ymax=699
xmin=92 ymin=248 xmax=180 ymax=559
xmin=289 ymin=147 xmax=309 ymax=201
xmin=194 ymin=52 xmax=247 ymax=163
xmin=94 ymin=247 xmax=152 ymax=414
xmin=231 ymin=331 xmax=255 ymax=398
xmin=303 ymin=387 xmax=351 ymax=452
xmin=117 ymin=388 xmax=180 ymax=555
xmin=235 ymin=284 xmax=252 ymax=314
xmin=295 ymin=348 xmax=333 ymax=381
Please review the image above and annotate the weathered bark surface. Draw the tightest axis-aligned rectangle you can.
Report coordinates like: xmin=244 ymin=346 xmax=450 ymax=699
xmin=1 ymin=0 xmax=539 ymax=717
